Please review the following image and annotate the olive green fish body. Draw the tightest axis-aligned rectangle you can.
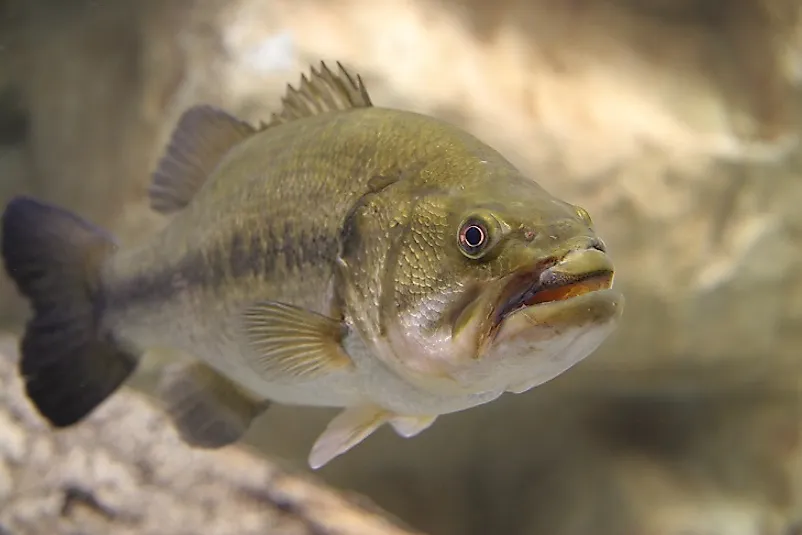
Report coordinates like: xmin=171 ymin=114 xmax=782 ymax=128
xmin=0 ymin=63 xmax=624 ymax=469
xmin=100 ymin=107 xmax=522 ymax=409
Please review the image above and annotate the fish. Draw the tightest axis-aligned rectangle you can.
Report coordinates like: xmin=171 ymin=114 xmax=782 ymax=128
xmin=0 ymin=61 xmax=624 ymax=469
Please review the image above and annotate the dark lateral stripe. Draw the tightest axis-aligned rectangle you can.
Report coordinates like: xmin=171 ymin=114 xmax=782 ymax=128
xmin=220 ymin=223 xmax=339 ymax=282
xmin=110 ymin=224 xmax=340 ymax=307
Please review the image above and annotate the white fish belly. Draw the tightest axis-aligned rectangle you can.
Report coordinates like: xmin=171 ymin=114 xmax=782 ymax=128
xmin=107 ymin=294 xmax=364 ymax=408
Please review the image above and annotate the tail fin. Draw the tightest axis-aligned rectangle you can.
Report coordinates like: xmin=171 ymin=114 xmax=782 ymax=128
xmin=1 ymin=196 xmax=139 ymax=427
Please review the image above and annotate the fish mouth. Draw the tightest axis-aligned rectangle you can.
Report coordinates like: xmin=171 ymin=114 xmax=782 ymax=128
xmin=493 ymin=249 xmax=615 ymax=328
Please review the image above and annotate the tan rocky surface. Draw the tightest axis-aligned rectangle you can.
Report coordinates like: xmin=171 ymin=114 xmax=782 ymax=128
xmin=0 ymin=335 xmax=424 ymax=535
xmin=0 ymin=1 xmax=801 ymax=534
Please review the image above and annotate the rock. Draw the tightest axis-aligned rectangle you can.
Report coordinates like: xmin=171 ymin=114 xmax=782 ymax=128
xmin=0 ymin=334 xmax=424 ymax=535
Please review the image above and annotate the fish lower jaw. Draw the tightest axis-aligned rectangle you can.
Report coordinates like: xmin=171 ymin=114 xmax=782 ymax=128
xmin=356 ymin=346 xmax=510 ymax=415
xmin=493 ymin=287 xmax=624 ymax=345
xmin=495 ymin=269 xmax=615 ymax=324
xmin=480 ymin=305 xmax=623 ymax=396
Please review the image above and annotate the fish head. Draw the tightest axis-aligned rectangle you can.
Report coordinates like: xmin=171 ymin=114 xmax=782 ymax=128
xmin=362 ymin=170 xmax=624 ymax=393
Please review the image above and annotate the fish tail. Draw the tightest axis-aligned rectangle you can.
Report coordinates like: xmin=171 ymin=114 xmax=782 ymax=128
xmin=1 ymin=196 xmax=139 ymax=427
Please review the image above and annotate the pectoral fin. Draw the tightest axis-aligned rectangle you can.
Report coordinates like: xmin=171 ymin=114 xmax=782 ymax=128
xmin=308 ymin=405 xmax=389 ymax=469
xmin=241 ymin=301 xmax=354 ymax=382
xmin=158 ymin=362 xmax=270 ymax=448
xmin=389 ymin=415 xmax=437 ymax=438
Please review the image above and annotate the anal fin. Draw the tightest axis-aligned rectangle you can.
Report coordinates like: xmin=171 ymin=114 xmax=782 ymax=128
xmin=158 ymin=361 xmax=269 ymax=448
xmin=308 ymin=405 xmax=389 ymax=470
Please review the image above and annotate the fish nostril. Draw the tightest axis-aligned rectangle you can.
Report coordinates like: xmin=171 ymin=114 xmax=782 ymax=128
xmin=590 ymin=238 xmax=607 ymax=253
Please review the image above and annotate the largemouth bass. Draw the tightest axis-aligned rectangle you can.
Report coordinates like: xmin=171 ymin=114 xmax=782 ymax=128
xmin=1 ymin=62 xmax=623 ymax=469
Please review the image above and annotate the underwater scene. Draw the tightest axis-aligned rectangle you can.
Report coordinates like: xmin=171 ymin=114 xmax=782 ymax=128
xmin=0 ymin=1 xmax=801 ymax=534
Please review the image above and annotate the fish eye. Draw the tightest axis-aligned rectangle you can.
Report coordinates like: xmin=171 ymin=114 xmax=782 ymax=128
xmin=575 ymin=206 xmax=593 ymax=226
xmin=458 ymin=217 xmax=492 ymax=259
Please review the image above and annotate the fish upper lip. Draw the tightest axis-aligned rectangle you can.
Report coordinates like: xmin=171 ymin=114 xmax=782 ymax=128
xmin=492 ymin=251 xmax=614 ymax=328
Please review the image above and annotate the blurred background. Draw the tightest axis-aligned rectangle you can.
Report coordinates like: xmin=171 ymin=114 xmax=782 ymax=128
xmin=1 ymin=0 xmax=801 ymax=533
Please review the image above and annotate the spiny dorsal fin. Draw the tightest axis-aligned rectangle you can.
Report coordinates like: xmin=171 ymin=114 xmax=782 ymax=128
xmin=263 ymin=61 xmax=373 ymax=128
xmin=149 ymin=105 xmax=257 ymax=215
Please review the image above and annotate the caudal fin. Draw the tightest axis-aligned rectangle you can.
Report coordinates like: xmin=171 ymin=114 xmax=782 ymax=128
xmin=1 ymin=196 xmax=139 ymax=427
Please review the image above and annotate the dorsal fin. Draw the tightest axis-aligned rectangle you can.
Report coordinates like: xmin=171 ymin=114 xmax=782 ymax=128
xmin=263 ymin=61 xmax=373 ymax=128
xmin=148 ymin=62 xmax=372 ymax=215
xmin=149 ymin=105 xmax=257 ymax=215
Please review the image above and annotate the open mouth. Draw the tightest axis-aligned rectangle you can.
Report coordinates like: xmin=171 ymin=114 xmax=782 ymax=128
xmin=494 ymin=265 xmax=614 ymax=325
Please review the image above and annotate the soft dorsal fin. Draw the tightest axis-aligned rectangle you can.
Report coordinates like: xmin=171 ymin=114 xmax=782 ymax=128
xmin=148 ymin=62 xmax=371 ymax=215
xmin=149 ymin=106 xmax=257 ymax=215
xmin=264 ymin=61 xmax=373 ymax=128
